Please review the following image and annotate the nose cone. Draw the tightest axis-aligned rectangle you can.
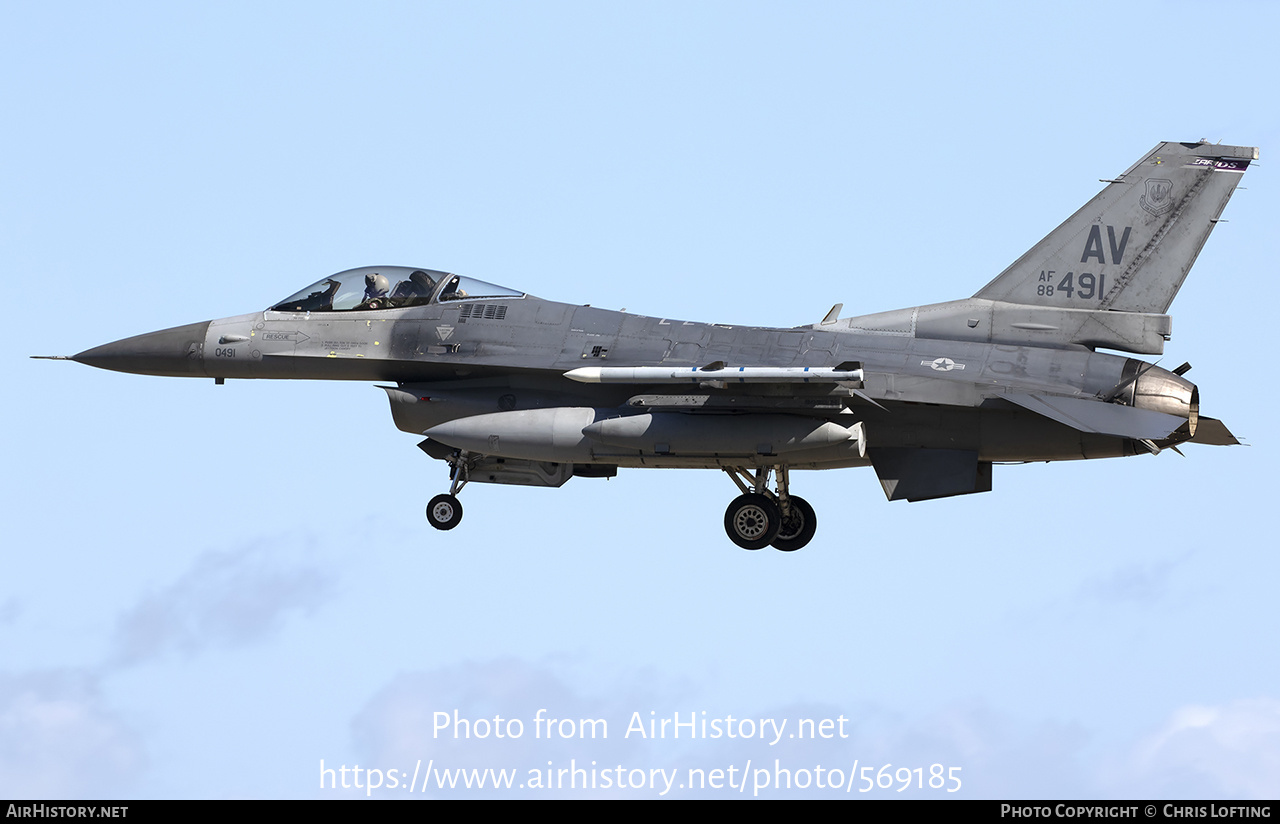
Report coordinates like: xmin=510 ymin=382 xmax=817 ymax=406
xmin=73 ymin=320 xmax=211 ymax=377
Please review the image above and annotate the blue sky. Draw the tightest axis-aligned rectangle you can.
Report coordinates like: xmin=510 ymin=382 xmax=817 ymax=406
xmin=3 ymin=0 xmax=1278 ymax=798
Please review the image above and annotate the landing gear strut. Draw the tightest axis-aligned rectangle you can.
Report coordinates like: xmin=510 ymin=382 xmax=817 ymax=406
xmin=772 ymin=495 xmax=816 ymax=552
xmin=721 ymin=466 xmax=818 ymax=551
xmin=427 ymin=450 xmax=471 ymax=531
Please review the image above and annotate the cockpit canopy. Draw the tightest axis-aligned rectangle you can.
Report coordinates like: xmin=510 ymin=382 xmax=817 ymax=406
xmin=269 ymin=266 xmax=524 ymax=313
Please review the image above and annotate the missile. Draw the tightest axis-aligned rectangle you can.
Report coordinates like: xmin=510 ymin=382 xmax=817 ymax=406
xmin=564 ymin=363 xmax=864 ymax=385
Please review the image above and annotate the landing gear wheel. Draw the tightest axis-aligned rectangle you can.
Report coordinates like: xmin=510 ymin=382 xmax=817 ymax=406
xmin=427 ymin=494 xmax=463 ymax=530
xmin=724 ymin=493 xmax=782 ymax=550
xmin=772 ymin=495 xmax=817 ymax=552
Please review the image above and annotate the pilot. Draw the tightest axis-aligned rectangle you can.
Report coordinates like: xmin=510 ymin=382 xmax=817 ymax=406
xmin=358 ymin=273 xmax=391 ymax=310
xmin=438 ymin=275 xmax=467 ymax=301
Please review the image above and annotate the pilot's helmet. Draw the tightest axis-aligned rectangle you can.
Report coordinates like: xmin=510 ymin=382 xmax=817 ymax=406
xmin=364 ymin=273 xmax=389 ymax=298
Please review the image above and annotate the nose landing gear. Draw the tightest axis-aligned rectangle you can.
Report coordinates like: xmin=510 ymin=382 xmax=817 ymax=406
xmin=427 ymin=493 xmax=463 ymax=530
xmin=721 ymin=466 xmax=817 ymax=552
xmin=427 ymin=450 xmax=471 ymax=531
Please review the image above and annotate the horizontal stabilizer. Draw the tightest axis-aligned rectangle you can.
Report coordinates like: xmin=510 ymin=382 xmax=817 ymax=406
xmin=1003 ymin=393 xmax=1186 ymax=440
xmin=1187 ymin=416 xmax=1239 ymax=446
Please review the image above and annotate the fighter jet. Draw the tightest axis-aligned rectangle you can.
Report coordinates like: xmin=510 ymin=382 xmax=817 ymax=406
xmin=50 ymin=140 xmax=1253 ymax=551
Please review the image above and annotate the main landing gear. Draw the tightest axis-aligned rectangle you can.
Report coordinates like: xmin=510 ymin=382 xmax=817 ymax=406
xmin=722 ymin=466 xmax=817 ymax=552
xmin=425 ymin=452 xmax=817 ymax=551
xmin=426 ymin=450 xmax=470 ymax=531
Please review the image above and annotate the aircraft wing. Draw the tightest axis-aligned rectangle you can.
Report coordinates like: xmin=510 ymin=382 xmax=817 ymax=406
xmin=1001 ymin=392 xmax=1187 ymax=441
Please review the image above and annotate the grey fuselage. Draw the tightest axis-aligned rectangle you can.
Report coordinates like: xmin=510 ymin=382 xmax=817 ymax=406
xmin=76 ymin=287 xmax=1180 ymax=471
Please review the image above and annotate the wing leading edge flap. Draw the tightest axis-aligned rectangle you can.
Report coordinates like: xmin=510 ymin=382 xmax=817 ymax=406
xmin=1002 ymin=392 xmax=1186 ymax=441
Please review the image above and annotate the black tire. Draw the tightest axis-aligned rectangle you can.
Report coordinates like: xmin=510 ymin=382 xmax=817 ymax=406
xmin=427 ymin=494 xmax=463 ymax=530
xmin=772 ymin=495 xmax=817 ymax=552
xmin=723 ymin=493 xmax=782 ymax=550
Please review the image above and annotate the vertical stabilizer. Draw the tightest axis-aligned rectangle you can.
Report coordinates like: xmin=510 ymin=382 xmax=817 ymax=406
xmin=974 ymin=141 xmax=1256 ymax=314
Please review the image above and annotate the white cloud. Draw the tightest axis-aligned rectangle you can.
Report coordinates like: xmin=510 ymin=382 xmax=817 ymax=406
xmin=108 ymin=542 xmax=335 ymax=666
xmin=346 ymin=658 xmax=672 ymax=798
xmin=1114 ymin=698 xmax=1280 ymax=799
xmin=349 ymin=666 xmax=1280 ymax=799
xmin=1077 ymin=554 xmax=1188 ymax=605
xmin=0 ymin=670 xmax=145 ymax=798
xmin=342 ymin=659 xmax=1099 ymax=798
